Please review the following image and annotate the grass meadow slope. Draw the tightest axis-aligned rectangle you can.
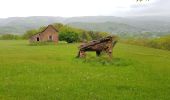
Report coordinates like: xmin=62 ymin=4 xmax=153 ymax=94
xmin=0 ymin=40 xmax=170 ymax=100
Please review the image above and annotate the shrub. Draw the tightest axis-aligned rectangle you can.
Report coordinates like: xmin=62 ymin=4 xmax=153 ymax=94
xmin=0 ymin=34 xmax=21 ymax=40
xmin=22 ymin=29 xmax=38 ymax=39
xmin=24 ymin=23 xmax=110 ymax=43
xmin=122 ymin=35 xmax=170 ymax=51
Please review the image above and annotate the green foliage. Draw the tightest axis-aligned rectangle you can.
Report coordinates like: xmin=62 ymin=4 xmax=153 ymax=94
xmin=121 ymin=38 xmax=149 ymax=47
xmin=58 ymin=25 xmax=110 ymax=43
xmin=88 ymin=31 xmax=110 ymax=41
xmin=121 ymin=35 xmax=170 ymax=51
xmin=53 ymin=23 xmax=64 ymax=30
xmin=0 ymin=34 xmax=21 ymax=40
xmin=38 ymin=26 xmax=46 ymax=32
xmin=22 ymin=29 xmax=38 ymax=39
xmin=1 ymin=16 xmax=170 ymax=35
xmin=69 ymin=22 xmax=142 ymax=35
xmin=24 ymin=23 xmax=110 ymax=43
xmin=52 ymin=23 xmax=110 ymax=42
xmin=80 ymin=31 xmax=92 ymax=42
xmin=59 ymin=26 xmax=81 ymax=43
xmin=149 ymin=35 xmax=170 ymax=50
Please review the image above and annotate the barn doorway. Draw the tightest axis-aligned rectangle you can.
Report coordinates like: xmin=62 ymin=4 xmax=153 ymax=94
xmin=37 ymin=37 xmax=39 ymax=41
xmin=49 ymin=35 xmax=52 ymax=41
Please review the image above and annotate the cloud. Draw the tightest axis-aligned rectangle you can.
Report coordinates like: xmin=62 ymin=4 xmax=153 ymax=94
xmin=123 ymin=0 xmax=170 ymax=16
xmin=0 ymin=0 xmax=169 ymax=18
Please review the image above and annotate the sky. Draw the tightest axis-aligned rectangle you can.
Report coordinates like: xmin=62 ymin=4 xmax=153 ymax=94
xmin=0 ymin=0 xmax=168 ymax=18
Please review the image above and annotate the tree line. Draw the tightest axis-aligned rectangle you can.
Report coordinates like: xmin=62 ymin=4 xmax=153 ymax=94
xmin=122 ymin=35 xmax=170 ymax=51
xmin=0 ymin=23 xmax=110 ymax=43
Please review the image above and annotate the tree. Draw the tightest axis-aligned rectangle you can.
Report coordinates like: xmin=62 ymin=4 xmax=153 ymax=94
xmin=59 ymin=26 xmax=79 ymax=43
xmin=22 ymin=29 xmax=38 ymax=39
xmin=53 ymin=23 xmax=64 ymax=30
xmin=23 ymin=23 xmax=111 ymax=43
xmin=80 ymin=31 xmax=92 ymax=41
xmin=0 ymin=34 xmax=20 ymax=40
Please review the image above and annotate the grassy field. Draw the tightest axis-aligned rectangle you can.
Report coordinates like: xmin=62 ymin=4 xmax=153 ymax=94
xmin=0 ymin=40 xmax=170 ymax=100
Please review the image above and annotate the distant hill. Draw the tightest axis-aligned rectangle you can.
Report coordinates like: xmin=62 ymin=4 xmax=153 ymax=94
xmin=0 ymin=16 xmax=170 ymax=35
xmin=0 ymin=16 xmax=64 ymax=34
xmin=68 ymin=22 xmax=143 ymax=34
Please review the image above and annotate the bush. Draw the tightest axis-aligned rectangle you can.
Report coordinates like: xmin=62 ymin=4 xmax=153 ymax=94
xmin=22 ymin=29 xmax=38 ymax=39
xmin=148 ymin=35 xmax=170 ymax=50
xmin=0 ymin=34 xmax=21 ymax=40
xmin=24 ymin=23 xmax=110 ymax=43
xmin=122 ymin=35 xmax=170 ymax=51
xmin=59 ymin=26 xmax=80 ymax=43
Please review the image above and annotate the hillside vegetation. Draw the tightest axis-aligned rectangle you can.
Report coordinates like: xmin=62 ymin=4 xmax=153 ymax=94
xmin=68 ymin=22 xmax=143 ymax=34
xmin=0 ymin=40 xmax=170 ymax=100
xmin=0 ymin=23 xmax=110 ymax=43
xmin=1 ymin=16 xmax=170 ymax=36
xmin=122 ymin=35 xmax=170 ymax=51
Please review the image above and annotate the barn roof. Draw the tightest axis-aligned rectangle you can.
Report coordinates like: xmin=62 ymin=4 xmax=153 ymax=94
xmin=30 ymin=25 xmax=58 ymax=38
xmin=41 ymin=25 xmax=59 ymax=33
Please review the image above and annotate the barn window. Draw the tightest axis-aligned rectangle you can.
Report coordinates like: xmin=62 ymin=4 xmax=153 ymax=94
xmin=37 ymin=37 xmax=39 ymax=41
xmin=49 ymin=35 xmax=52 ymax=40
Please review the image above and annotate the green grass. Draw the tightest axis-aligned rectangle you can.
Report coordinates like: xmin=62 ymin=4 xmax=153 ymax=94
xmin=0 ymin=40 xmax=170 ymax=100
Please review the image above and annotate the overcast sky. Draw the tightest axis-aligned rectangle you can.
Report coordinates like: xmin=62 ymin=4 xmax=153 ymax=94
xmin=0 ymin=0 xmax=168 ymax=18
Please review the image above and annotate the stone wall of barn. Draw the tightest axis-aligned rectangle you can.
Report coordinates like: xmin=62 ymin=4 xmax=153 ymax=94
xmin=40 ymin=25 xmax=58 ymax=42
xmin=29 ymin=25 xmax=58 ymax=43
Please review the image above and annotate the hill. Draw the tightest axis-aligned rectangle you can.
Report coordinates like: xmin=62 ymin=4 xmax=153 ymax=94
xmin=0 ymin=16 xmax=170 ymax=35
xmin=0 ymin=16 xmax=64 ymax=34
xmin=0 ymin=40 xmax=170 ymax=99
xmin=68 ymin=22 xmax=143 ymax=34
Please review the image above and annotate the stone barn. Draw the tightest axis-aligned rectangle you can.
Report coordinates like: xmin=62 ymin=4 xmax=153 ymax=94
xmin=30 ymin=25 xmax=59 ymax=43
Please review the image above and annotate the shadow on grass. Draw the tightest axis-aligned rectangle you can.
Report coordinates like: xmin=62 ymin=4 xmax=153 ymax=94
xmin=75 ymin=55 xmax=134 ymax=67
